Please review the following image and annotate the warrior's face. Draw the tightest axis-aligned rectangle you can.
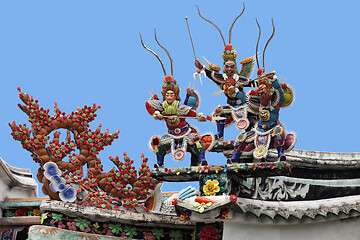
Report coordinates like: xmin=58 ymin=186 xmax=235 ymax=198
xmin=259 ymin=84 xmax=272 ymax=106
xmin=224 ymin=61 xmax=236 ymax=77
xmin=259 ymin=84 xmax=268 ymax=95
xmin=165 ymin=90 xmax=176 ymax=105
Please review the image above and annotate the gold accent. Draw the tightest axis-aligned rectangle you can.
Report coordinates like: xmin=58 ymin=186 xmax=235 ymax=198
xmin=210 ymin=63 xmax=220 ymax=72
xmin=167 ymin=116 xmax=180 ymax=127
xmin=259 ymin=109 xmax=270 ymax=121
xmin=149 ymin=99 xmax=163 ymax=109
xmin=222 ymin=49 xmax=237 ymax=61
xmin=273 ymin=125 xmax=284 ymax=135
xmin=177 ymin=106 xmax=191 ymax=113
xmin=240 ymin=56 xmax=253 ymax=64
xmin=236 ymin=132 xmax=247 ymax=142
xmin=255 ymin=146 xmax=267 ymax=157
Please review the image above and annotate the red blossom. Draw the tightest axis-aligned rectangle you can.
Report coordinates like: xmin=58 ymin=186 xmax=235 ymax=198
xmin=15 ymin=208 xmax=27 ymax=217
xmin=199 ymin=225 xmax=219 ymax=240
xmin=230 ymin=195 xmax=237 ymax=202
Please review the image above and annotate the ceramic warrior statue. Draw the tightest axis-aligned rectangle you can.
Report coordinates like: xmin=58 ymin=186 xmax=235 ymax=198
xmin=141 ymin=32 xmax=214 ymax=168
xmin=194 ymin=4 xmax=257 ymax=141
xmin=228 ymin=18 xmax=296 ymax=163
xmin=246 ymin=69 xmax=296 ymax=161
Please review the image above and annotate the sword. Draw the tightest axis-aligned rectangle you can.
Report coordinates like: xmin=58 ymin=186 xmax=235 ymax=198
xmin=185 ymin=16 xmax=203 ymax=85
xmin=163 ymin=115 xmax=226 ymax=121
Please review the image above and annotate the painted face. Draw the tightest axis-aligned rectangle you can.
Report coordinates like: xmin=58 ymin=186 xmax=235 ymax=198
xmin=224 ymin=61 xmax=236 ymax=76
xmin=165 ymin=90 xmax=176 ymax=105
xmin=259 ymin=84 xmax=268 ymax=95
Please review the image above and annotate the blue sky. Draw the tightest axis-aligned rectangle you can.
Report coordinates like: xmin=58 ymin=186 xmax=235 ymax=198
xmin=1 ymin=1 xmax=359 ymax=196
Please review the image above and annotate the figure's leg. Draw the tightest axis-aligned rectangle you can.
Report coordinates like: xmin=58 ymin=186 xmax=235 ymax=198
xmin=153 ymin=142 xmax=169 ymax=168
xmin=216 ymin=121 xmax=225 ymax=140
xmin=273 ymin=126 xmax=286 ymax=161
xmin=228 ymin=132 xmax=247 ymax=164
xmin=213 ymin=105 xmax=225 ymax=140
xmin=155 ymin=153 xmax=164 ymax=168
xmin=198 ymin=149 xmax=207 ymax=166
xmin=190 ymin=151 xmax=199 ymax=166
xmin=189 ymin=136 xmax=207 ymax=166
xmin=276 ymin=145 xmax=285 ymax=161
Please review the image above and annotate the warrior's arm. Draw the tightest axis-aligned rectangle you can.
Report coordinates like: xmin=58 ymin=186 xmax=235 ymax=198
xmin=187 ymin=109 xmax=198 ymax=118
xmin=146 ymin=101 xmax=156 ymax=115
xmin=247 ymin=94 xmax=260 ymax=112
xmin=146 ymin=100 xmax=163 ymax=119
xmin=204 ymin=67 xmax=250 ymax=88
xmin=204 ymin=68 xmax=225 ymax=86
xmin=177 ymin=102 xmax=205 ymax=121
xmin=195 ymin=60 xmax=224 ymax=86
xmin=269 ymin=75 xmax=284 ymax=105
xmin=225 ymin=86 xmax=247 ymax=102
xmin=235 ymin=91 xmax=247 ymax=103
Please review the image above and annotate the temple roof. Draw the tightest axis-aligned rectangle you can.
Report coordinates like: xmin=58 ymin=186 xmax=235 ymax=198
xmin=176 ymin=194 xmax=360 ymax=224
xmin=0 ymin=157 xmax=38 ymax=200
xmin=284 ymin=149 xmax=360 ymax=168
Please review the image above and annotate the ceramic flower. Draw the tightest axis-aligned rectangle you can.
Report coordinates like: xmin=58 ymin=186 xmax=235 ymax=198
xmin=229 ymin=195 xmax=237 ymax=202
xmin=193 ymin=202 xmax=213 ymax=213
xmin=203 ymin=179 xmax=220 ymax=196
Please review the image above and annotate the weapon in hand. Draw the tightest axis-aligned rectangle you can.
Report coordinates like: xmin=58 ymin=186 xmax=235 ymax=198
xmin=162 ymin=115 xmax=226 ymax=121
xmin=185 ymin=16 xmax=203 ymax=85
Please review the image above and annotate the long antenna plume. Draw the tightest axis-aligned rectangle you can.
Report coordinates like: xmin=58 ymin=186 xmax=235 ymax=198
xmin=139 ymin=33 xmax=166 ymax=76
xmin=255 ymin=18 xmax=261 ymax=69
xmin=196 ymin=5 xmax=226 ymax=47
xmin=263 ymin=18 xmax=275 ymax=71
xmin=229 ymin=3 xmax=245 ymax=44
xmin=154 ymin=28 xmax=174 ymax=78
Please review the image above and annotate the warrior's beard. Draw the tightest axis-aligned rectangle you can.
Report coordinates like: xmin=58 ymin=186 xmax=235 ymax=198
xmin=260 ymin=90 xmax=272 ymax=106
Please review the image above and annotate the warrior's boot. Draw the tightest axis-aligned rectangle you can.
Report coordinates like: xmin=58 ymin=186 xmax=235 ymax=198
xmin=277 ymin=145 xmax=286 ymax=161
xmin=228 ymin=150 xmax=242 ymax=164
xmin=198 ymin=150 xmax=207 ymax=166
xmin=227 ymin=134 xmax=247 ymax=164
xmin=215 ymin=122 xmax=225 ymax=140
xmin=154 ymin=153 xmax=165 ymax=168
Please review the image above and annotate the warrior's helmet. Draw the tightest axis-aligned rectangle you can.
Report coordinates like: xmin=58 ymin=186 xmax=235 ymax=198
xmin=196 ymin=4 xmax=244 ymax=73
xmin=161 ymin=76 xmax=180 ymax=100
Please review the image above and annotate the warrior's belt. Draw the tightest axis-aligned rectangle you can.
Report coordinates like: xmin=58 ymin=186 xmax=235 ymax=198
xmin=258 ymin=122 xmax=277 ymax=130
xmin=227 ymin=99 xmax=243 ymax=106
xmin=168 ymin=125 xmax=189 ymax=135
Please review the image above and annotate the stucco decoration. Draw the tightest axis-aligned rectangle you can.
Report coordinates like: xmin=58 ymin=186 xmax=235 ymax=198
xmin=252 ymin=177 xmax=309 ymax=200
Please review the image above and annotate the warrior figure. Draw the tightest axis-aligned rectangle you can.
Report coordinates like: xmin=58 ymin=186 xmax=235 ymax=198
xmin=140 ymin=31 xmax=213 ymax=168
xmin=228 ymin=68 xmax=296 ymax=163
xmin=228 ymin=18 xmax=296 ymax=163
xmin=194 ymin=5 xmax=256 ymax=140
xmin=146 ymin=76 xmax=209 ymax=168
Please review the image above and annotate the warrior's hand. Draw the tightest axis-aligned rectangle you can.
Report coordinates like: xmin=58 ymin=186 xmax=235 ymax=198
xmin=214 ymin=106 xmax=223 ymax=116
xmin=197 ymin=114 xmax=207 ymax=122
xmin=155 ymin=114 xmax=164 ymax=120
xmin=225 ymin=86 xmax=239 ymax=97
xmin=226 ymin=86 xmax=236 ymax=95
xmin=265 ymin=72 xmax=275 ymax=79
xmin=194 ymin=60 xmax=203 ymax=70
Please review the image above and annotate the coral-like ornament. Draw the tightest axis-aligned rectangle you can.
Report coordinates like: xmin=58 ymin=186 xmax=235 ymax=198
xmin=9 ymin=88 xmax=159 ymax=212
